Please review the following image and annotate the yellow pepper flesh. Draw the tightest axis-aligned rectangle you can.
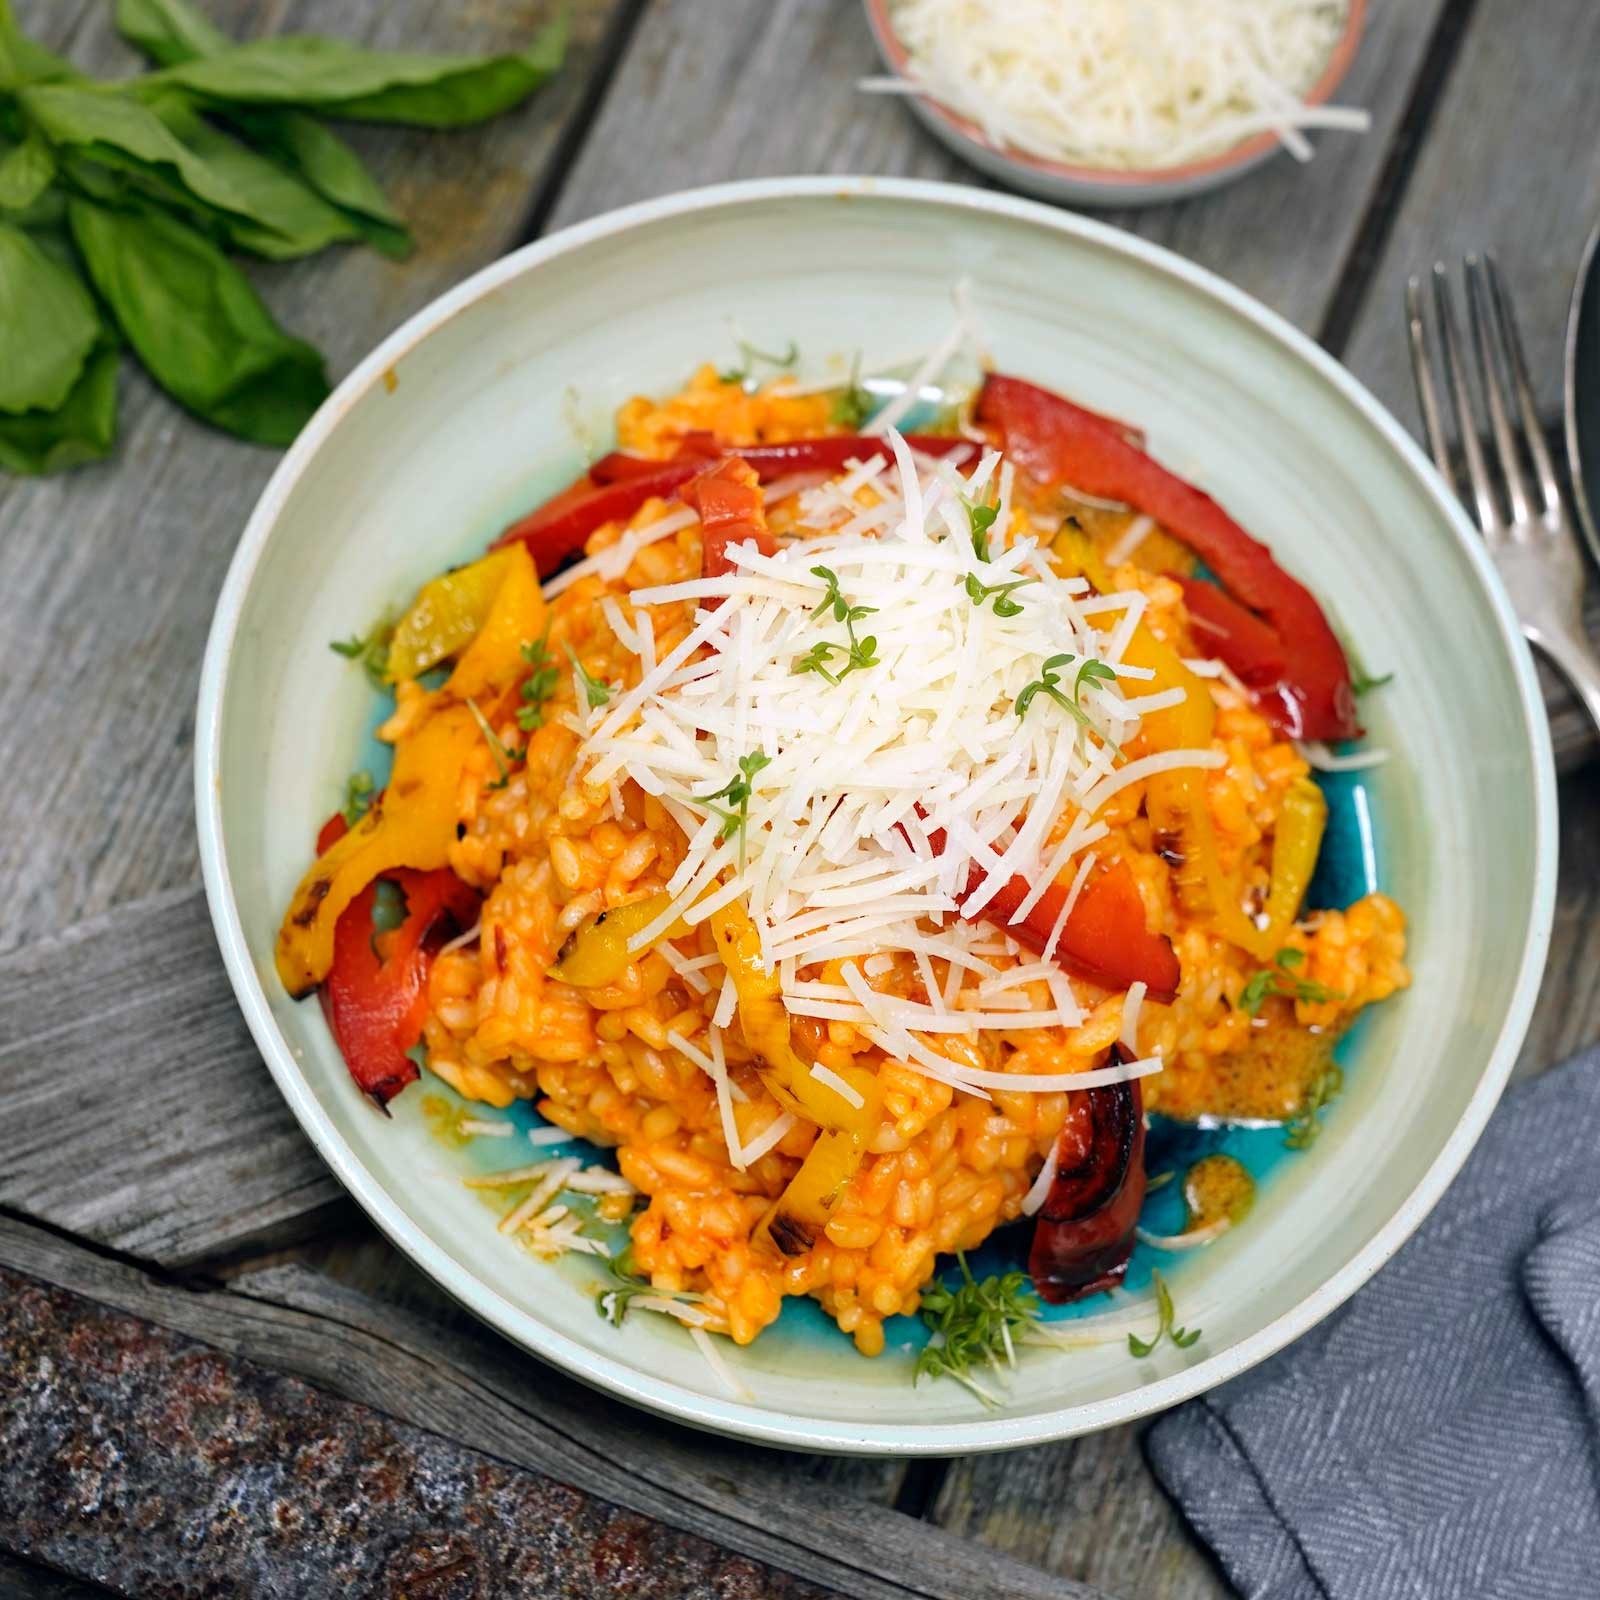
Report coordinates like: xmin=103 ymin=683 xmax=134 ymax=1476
xmin=550 ymin=893 xmax=677 ymax=988
xmin=1258 ymin=777 xmax=1328 ymax=951
xmin=385 ymin=548 xmax=523 ymax=684
xmin=275 ymin=703 xmax=482 ymax=997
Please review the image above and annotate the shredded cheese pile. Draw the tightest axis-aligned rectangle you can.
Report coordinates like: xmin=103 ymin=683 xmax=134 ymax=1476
xmin=573 ymin=438 xmax=1224 ymax=1104
xmin=869 ymin=0 xmax=1369 ymax=171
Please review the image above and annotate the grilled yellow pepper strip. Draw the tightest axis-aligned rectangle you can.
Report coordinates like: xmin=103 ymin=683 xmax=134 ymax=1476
xmin=386 ymin=548 xmax=524 ymax=683
xmin=710 ymin=901 xmax=881 ymax=1254
xmin=1257 ymin=776 xmax=1327 ymax=950
xmin=275 ymin=704 xmax=482 ymax=997
xmin=279 ymin=545 xmax=545 ymax=999
xmin=551 ymin=893 xmax=679 ymax=988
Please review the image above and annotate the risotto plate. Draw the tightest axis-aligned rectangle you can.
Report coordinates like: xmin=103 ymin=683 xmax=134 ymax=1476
xmin=196 ymin=178 xmax=1555 ymax=1454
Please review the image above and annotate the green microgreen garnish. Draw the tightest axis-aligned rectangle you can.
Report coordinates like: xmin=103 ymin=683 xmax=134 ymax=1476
xmin=719 ymin=337 xmax=798 ymax=386
xmin=793 ymin=565 xmax=879 ymax=684
xmin=1127 ymin=1270 xmax=1201 ymax=1357
xmin=1014 ymin=653 xmax=1120 ymax=747
xmin=596 ymin=1247 xmax=653 ymax=1327
xmin=695 ymin=750 xmax=772 ymax=854
xmin=1239 ymin=947 xmax=1344 ymax=1017
xmin=965 ymin=573 xmax=1036 ymax=618
xmin=831 ymin=353 xmax=874 ymax=429
xmin=329 ymin=615 xmax=394 ymax=687
xmin=1285 ymin=1061 xmax=1345 ymax=1150
xmin=1351 ymin=667 xmax=1394 ymax=697
xmin=565 ymin=644 xmax=612 ymax=710
xmin=965 ymin=496 xmax=1000 ymax=562
xmin=915 ymin=1254 xmax=1042 ymax=1407
xmin=340 ymin=769 xmax=375 ymax=827
xmin=465 ymin=696 xmax=520 ymax=790
xmin=517 ymin=632 xmax=561 ymax=732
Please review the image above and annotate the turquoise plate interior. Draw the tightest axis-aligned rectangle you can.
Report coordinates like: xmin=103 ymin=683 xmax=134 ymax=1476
xmin=196 ymin=179 xmax=1556 ymax=1454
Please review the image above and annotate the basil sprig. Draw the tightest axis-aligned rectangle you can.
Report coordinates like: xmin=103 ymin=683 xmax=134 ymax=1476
xmin=0 ymin=0 xmax=566 ymax=474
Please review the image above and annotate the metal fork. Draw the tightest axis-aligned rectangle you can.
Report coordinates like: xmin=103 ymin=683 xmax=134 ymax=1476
xmin=1405 ymin=254 xmax=1600 ymax=734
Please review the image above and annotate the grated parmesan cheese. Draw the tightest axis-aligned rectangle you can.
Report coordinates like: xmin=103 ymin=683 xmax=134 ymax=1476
xmin=868 ymin=0 xmax=1369 ymax=173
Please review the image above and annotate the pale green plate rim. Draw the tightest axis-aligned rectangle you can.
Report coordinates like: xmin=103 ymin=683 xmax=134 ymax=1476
xmin=195 ymin=176 xmax=1557 ymax=1455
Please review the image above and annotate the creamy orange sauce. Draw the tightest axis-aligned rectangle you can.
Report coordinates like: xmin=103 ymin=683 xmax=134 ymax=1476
xmin=1183 ymin=1153 xmax=1255 ymax=1231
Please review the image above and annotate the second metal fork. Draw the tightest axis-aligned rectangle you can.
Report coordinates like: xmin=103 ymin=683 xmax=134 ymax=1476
xmin=1406 ymin=254 xmax=1600 ymax=735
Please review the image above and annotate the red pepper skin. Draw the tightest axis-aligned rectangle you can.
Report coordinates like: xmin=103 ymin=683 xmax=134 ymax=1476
xmin=977 ymin=374 xmax=1360 ymax=741
xmin=491 ymin=462 xmax=703 ymax=573
xmin=1029 ymin=1049 xmax=1147 ymax=1304
xmin=313 ymin=815 xmax=479 ymax=1109
xmin=1176 ymin=575 xmax=1288 ymax=688
xmin=682 ymin=458 xmax=777 ymax=599
xmin=973 ymin=859 xmax=1180 ymax=1003
xmin=591 ymin=433 xmax=972 ymax=485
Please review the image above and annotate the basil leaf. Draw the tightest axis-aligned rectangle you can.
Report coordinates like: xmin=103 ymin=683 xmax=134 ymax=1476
xmin=0 ymin=335 xmax=119 ymax=476
xmin=113 ymin=0 xmax=228 ymax=67
xmin=0 ymin=130 xmax=55 ymax=210
xmin=18 ymin=84 xmax=264 ymax=226
xmin=68 ymin=198 xmax=328 ymax=446
xmin=115 ymin=0 xmax=410 ymax=257
xmin=0 ymin=221 xmax=100 ymax=413
xmin=230 ymin=110 xmax=410 ymax=258
xmin=0 ymin=0 xmax=76 ymax=90
xmin=147 ymin=14 xmax=567 ymax=128
xmin=145 ymin=91 xmax=359 ymax=258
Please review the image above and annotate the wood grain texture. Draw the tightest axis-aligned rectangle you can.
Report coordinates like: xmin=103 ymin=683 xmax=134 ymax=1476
xmin=0 ymin=0 xmax=629 ymax=958
xmin=0 ymin=889 xmax=342 ymax=1265
xmin=0 ymin=1214 xmax=1103 ymax=1600
xmin=545 ymin=0 xmax=1447 ymax=336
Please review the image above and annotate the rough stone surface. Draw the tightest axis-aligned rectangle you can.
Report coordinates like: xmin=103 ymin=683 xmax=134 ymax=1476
xmin=0 ymin=1266 xmax=836 ymax=1600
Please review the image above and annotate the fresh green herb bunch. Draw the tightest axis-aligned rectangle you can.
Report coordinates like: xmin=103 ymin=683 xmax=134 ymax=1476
xmin=0 ymin=0 xmax=566 ymax=476
xmin=793 ymin=564 xmax=879 ymax=684
xmin=565 ymin=643 xmax=612 ymax=710
xmin=1127 ymin=1270 xmax=1201 ymax=1358
xmin=915 ymin=1254 xmax=1042 ymax=1405
xmin=1239 ymin=947 xmax=1343 ymax=1016
xmin=1285 ymin=1061 xmax=1344 ymax=1149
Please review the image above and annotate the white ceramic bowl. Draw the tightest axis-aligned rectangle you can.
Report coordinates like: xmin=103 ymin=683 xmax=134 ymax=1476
xmin=197 ymin=178 xmax=1556 ymax=1454
xmin=861 ymin=0 xmax=1368 ymax=208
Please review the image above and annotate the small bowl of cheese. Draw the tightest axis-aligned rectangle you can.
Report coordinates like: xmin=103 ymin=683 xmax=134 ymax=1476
xmin=862 ymin=0 xmax=1369 ymax=208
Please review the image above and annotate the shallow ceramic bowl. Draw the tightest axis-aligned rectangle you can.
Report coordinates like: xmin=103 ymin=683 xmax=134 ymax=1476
xmin=198 ymin=178 xmax=1555 ymax=1455
xmin=862 ymin=0 xmax=1367 ymax=208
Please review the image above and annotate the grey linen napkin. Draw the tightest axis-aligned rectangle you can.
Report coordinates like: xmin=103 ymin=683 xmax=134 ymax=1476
xmin=1146 ymin=1048 xmax=1600 ymax=1600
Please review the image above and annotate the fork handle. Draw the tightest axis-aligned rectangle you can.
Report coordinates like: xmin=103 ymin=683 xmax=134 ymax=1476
xmin=1537 ymin=625 xmax=1600 ymax=740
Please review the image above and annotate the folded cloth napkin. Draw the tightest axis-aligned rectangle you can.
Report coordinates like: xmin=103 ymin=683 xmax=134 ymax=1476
xmin=1146 ymin=1048 xmax=1600 ymax=1600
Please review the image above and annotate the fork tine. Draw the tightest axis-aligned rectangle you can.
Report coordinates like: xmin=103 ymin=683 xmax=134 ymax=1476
xmin=1406 ymin=274 xmax=1460 ymax=498
xmin=1483 ymin=251 xmax=1564 ymax=522
xmin=1431 ymin=263 xmax=1503 ymax=537
xmin=1465 ymin=254 xmax=1534 ymax=532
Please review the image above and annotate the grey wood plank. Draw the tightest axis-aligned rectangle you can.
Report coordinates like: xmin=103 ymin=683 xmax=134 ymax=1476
xmin=1335 ymin=0 xmax=1600 ymax=773
xmin=0 ymin=888 xmax=343 ymax=1265
xmin=0 ymin=0 xmax=629 ymax=958
xmin=0 ymin=1213 xmax=1100 ymax=1600
xmin=930 ymin=768 xmax=1600 ymax=1599
xmin=268 ymin=1224 xmax=912 ymax=1508
xmin=546 ymin=0 xmax=1447 ymax=336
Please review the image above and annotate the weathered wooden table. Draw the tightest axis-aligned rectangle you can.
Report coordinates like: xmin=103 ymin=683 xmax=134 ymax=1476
xmin=3 ymin=3 xmax=1597 ymax=1595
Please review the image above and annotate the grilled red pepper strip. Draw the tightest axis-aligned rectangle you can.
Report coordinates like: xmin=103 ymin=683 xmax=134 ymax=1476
xmin=313 ymin=814 xmax=479 ymax=1109
xmin=491 ymin=461 xmax=703 ymax=574
xmin=591 ymin=433 xmax=972 ymax=485
xmin=1176 ymin=575 xmax=1287 ymax=689
xmin=906 ymin=808 xmax=1180 ymax=1000
xmin=974 ymin=859 xmax=1180 ymax=1003
xmin=1029 ymin=1047 xmax=1146 ymax=1303
xmin=682 ymin=457 xmax=777 ymax=596
xmin=977 ymin=374 xmax=1359 ymax=741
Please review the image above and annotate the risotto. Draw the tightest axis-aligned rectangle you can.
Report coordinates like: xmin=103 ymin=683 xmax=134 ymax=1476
xmin=277 ymin=354 xmax=1408 ymax=1372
